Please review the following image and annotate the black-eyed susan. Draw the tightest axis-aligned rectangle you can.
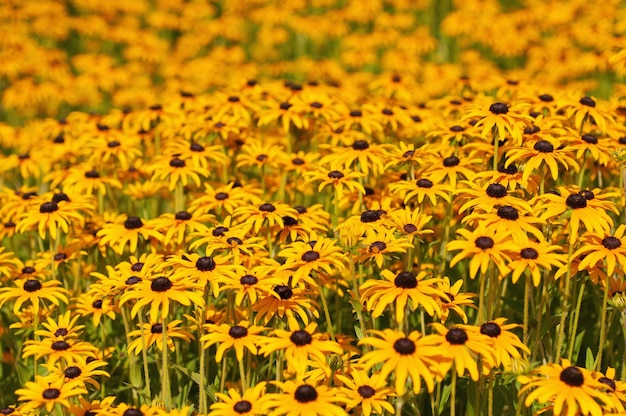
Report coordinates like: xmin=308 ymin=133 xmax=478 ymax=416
xmin=190 ymin=182 xmax=262 ymax=215
xmin=15 ymin=375 xmax=87 ymax=413
xmin=0 ymin=279 xmax=69 ymax=315
xmin=447 ymin=223 xmax=513 ymax=279
xmin=360 ymin=269 xmax=443 ymax=322
xmin=538 ymin=189 xmax=616 ymax=243
xmin=209 ymin=382 xmax=268 ymax=416
xmin=423 ymin=153 xmax=482 ymax=187
xmin=518 ymin=359 xmax=614 ymax=416
xmin=96 ymin=214 xmax=164 ymax=255
xmin=68 ymin=396 xmax=116 ymax=416
xmin=54 ymin=164 xmax=122 ymax=196
xmin=199 ymin=232 xmax=267 ymax=267
xmin=320 ymin=139 xmax=390 ymax=176
xmin=235 ymin=140 xmax=286 ymax=170
xmin=455 ymin=181 xmax=532 ymax=214
xmin=253 ymin=283 xmax=319 ymax=329
xmin=278 ymin=237 xmax=346 ymax=286
xmin=436 ymin=276 xmax=476 ymax=324
xmin=467 ymin=318 xmax=529 ymax=371
xmin=201 ymin=321 xmax=266 ymax=362
xmin=74 ymin=291 xmax=117 ymax=326
xmin=462 ymin=101 xmax=532 ymax=145
xmin=165 ymin=138 xmax=229 ymax=170
xmin=233 ymin=202 xmax=298 ymax=234
xmin=120 ymin=273 xmax=204 ymax=322
xmin=565 ymin=133 xmax=615 ymax=167
xmin=355 ymin=229 xmax=413 ymax=268
xmin=561 ymin=95 xmax=616 ymax=133
xmin=388 ymin=206 xmax=433 ymax=240
xmin=264 ymin=380 xmax=348 ymax=416
xmin=592 ymin=367 xmax=626 ymax=413
xmin=36 ymin=310 xmax=84 ymax=340
xmin=107 ymin=403 xmax=162 ymax=416
xmin=461 ymin=205 xmax=545 ymax=243
xmin=574 ymin=225 xmax=626 ymax=277
xmin=430 ymin=323 xmax=497 ymax=380
xmin=504 ymin=138 xmax=580 ymax=183
xmin=15 ymin=199 xmax=85 ymax=240
xmin=335 ymin=370 xmax=395 ymax=416
xmin=49 ymin=357 xmax=109 ymax=389
xmin=388 ymin=176 xmax=453 ymax=206
xmin=259 ymin=322 xmax=343 ymax=376
xmin=150 ymin=210 xmax=214 ymax=247
xmin=219 ymin=261 xmax=281 ymax=306
xmin=168 ymin=252 xmax=243 ymax=297
xmin=504 ymin=237 xmax=566 ymax=286
xmin=358 ymin=329 xmax=443 ymax=394
xmin=22 ymin=337 xmax=98 ymax=367
xmin=303 ymin=165 xmax=366 ymax=200
xmin=148 ymin=154 xmax=210 ymax=191
xmin=128 ymin=320 xmax=194 ymax=354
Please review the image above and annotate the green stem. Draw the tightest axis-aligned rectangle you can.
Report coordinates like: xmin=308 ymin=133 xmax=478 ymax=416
xmin=239 ymin=355 xmax=248 ymax=391
xmin=555 ymin=240 xmax=574 ymax=362
xmin=595 ymin=278 xmax=611 ymax=370
xmin=198 ymin=327 xmax=207 ymax=414
xmin=138 ymin=312 xmax=152 ymax=401
xmin=162 ymin=315 xmax=172 ymax=409
xmin=567 ymin=278 xmax=585 ymax=361
xmin=523 ymin=273 xmax=531 ymax=344
xmin=317 ymin=273 xmax=336 ymax=341
xmin=476 ymin=271 xmax=487 ymax=325
xmin=175 ymin=181 xmax=184 ymax=212
xmin=450 ymin=365 xmax=457 ymax=416
xmin=121 ymin=309 xmax=140 ymax=403
xmin=438 ymin=192 xmax=454 ymax=277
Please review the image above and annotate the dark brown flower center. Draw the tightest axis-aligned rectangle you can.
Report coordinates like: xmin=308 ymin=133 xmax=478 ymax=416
xmin=214 ymin=192 xmax=229 ymax=201
xmin=190 ymin=142 xmax=204 ymax=152
xmin=443 ymin=156 xmax=460 ymax=167
xmin=85 ymin=169 xmax=100 ymax=178
xmin=213 ymin=226 xmax=229 ymax=236
xmin=301 ymin=250 xmax=320 ymax=262
xmin=240 ymin=274 xmax=258 ymax=285
xmin=328 ymin=170 xmax=344 ymax=179
xmin=256 ymin=154 xmax=268 ymax=162
xmin=22 ymin=266 xmax=35 ymax=274
xmin=282 ymin=216 xmax=298 ymax=226
xmin=39 ymin=201 xmax=59 ymax=213
xmin=369 ymin=241 xmax=386 ymax=253
xmin=310 ymin=101 xmax=323 ymax=109
xmin=404 ymin=224 xmax=418 ymax=233
xmin=489 ymin=102 xmax=509 ymax=114
xmin=292 ymin=158 xmax=305 ymax=165
xmin=393 ymin=338 xmax=416 ymax=355
xmin=42 ymin=388 xmax=61 ymax=399
xmin=123 ymin=409 xmax=144 ymax=416
xmin=520 ymin=248 xmax=539 ymax=259
xmin=0 ymin=408 xmax=15 ymax=415
xmin=497 ymin=205 xmax=519 ymax=220
xmin=416 ymin=178 xmax=433 ymax=188
xmin=169 ymin=158 xmax=186 ymax=168
xmin=394 ymin=271 xmax=417 ymax=289
xmin=108 ymin=140 xmax=121 ymax=148
xmin=274 ymin=285 xmax=293 ymax=300
xmin=475 ymin=236 xmax=494 ymax=250
xmin=446 ymin=328 xmax=469 ymax=345
xmin=64 ymin=366 xmax=82 ymax=378
xmin=358 ymin=385 xmax=376 ymax=398
xmin=598 ymin=377 xmax=616 ymax=391
xmin=349 ymin=110 xmax=362 ymax=117
xmin=538 ymin=94 xmax=554 ymax=102
xmin=579 ymin=96 xmax=596 ymax=108
xmin=151 ymin=323 xmax=163 ymax=334
xmin=233 ymin=400 xmax=252 ymax=413
xmin=353 ymin=140 xmax=369 ymax=150
xmin=581 ymin=134 xmax=598 ymax=144
xmin=486 ymin=183 xmax=507 ymax=198
xmin=151 ymin=277 xmax=173 ymax=292
xmin=602 ymin=237 xmax=622 ymax=250
xmin=566 ymin=194 xmax=587 ymax=209
xmin=92 ymin=299 xmax=103 ymax=309
xmin=54 ymin=253 xmax=67 ymax=261
xmin=290 ymin=330 xmax=313 ymax=346
xmin=131 ymin=262 xmax=144 ymax=272
xmin=196 ymin=256 xmax=216 ymax=271
xmin=450 ymin=125 xmax=465 ymax=132
xmin=126 ymin=276 xmax=141 ymax=285
xmin=294 ymin=385 xmax=318 ymax=403
xmin=579 ymin=190 xmax=595 ymax=200
xmin=52 ymin=340 xmax=70 ymax=351
xmin=175 ymin=211 xmax=192 ymax=221
xmin=228 ymin=96 xmax=240 ymax=102
xmin=259 ymin=203 xmax=276 ymax=212
xmin=23 ymin=279 xmax=42 ymax=292
xmin=279 ymin=102 xmax=292 ymax=110
xmin=360 ymin=210 xmax=382 ymax=223
xmin=124 ymin=216 xmax=144 ymax=229
xmin=229 ymin=325 xmax=248 ymax=339
xmin=480 ymin=322 xmax=501 ymax=337
xmin=534 ymin=140 xmax=554 ymax=153
xmin=560 ymin=366 xmax=584 ymax=386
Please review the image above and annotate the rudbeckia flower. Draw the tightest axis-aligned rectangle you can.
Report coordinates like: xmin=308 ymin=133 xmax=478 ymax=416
xmin=0 ymin=278 xmax=69 ymax=315
xmin=355 ymin=229 xmax=413 ymax=268
xmin=22 ymin=337 xmax=98 ymax=367
xmin=455 ymin=181 xmax=532 ymax=214
xmin=504 ymin=138 xmax=580 ymax=183
xmin=303 ymin=165 xmax=366 ymax=200
xmin=202 ymin=321 xmax=266 ymax=362
xmin=15 ymin=374 xmax=87 ymax=413
xmin=265 ymin=380 xmax=348 ymax=416
xmin=467 ymin=318 xmax=529 ymax=371
xmin=96 ymin=214 xmax=164 ymax=255
xmin=574 ymin=224 xmax=626 ymax=276
xmin=436 ymin=277 xmax=476 ymax=324
xmin=335 ymin=370 xmax=395 ymax=416
xmin=234 ymin=202 xmax=298 ymax=234
xmin=49 ymin=357 xmax=109 ymax=389
xmin=253 ymin=283 xmax=319 ymax=329
xmin=278 ymin=237 xmax=346 ymax=286
xmin=128 ymin=320 xmax=194 ymax=354
xmin=358 ymin=329 xmax=443 ymax=394
xmin=16 ymin=200 xmax=85 ymax=239
xmin=148 ymin=155 xmax=210 ymax=192
xmin=388 ymin=176 xmax=453 ymax=206
xmin=504 ymin=237 xmax=567 ymax=286
xmin=209 ymin=382 xmax=268 ymax=416
xmin=518 ymin=359 xmax=614 ymax=416
xmin=462 ymin=101 xmax=532 ymax=145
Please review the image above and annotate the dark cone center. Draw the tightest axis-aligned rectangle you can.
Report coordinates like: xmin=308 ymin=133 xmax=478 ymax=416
xmin=301 ymin=250 xmax=320 ymax=262
xmin=446 ymin=328 xmax=469 ymax=345
xmin=538 ymin=94 xmax=554 ymax=102
xmin=234 ymin=400 xmax=253 ymax=413
xmin=190 ymin=142 xmax=205 ymax=152
xmin=92 ymin=299 xmax=103 ymax=309
xmin=358 ymin=385 xmax=376 ymax=398
xmin=360 ymin=210 xmax=381 ymax=223
xmin=486 ymin=183 xmax=507 ymax=198
xmin=475 ymin=236 xmax=494 ymax=250
xmin=169 ymin=158 xmax=186 ymax=168
xmin=393 ymin=338 xmax=416 ymax=355
xmin=295 ymin=385 xmax=318 ymax=403
xmin=328 ymin=170 xmax=344 ymax=179
xmin=274 ymin=285 xmax=293 ymax=300
xmin=151 ymin=323 xmax=163 ymax=334
xmin=85 ymin=169 xmax=100 ymax=178
xmin=215 ymin=192 xmax=229 ymax=201
xmin=196 ymin=256 xmax=216 ymax=271
xmin=229 ymin=325 xmax=248 ymax=339
xmin=520 ymin=248 xmax=539 ymax=259
xmin=227 ymin=237 xmax=243 ymax=246
xmin=175 ymin=211 xmax=192 ymax=221
xmin=23 ymin=279 xmax=42 ymax=292
xmin=534 ymin=140 xmax=554 ymax=153
xmin=259 ymin=203 xmax=276 ymax=212
xmin=42 ymin=388 xmax=61 ymax=399
xmin=64 ymin=366 xmax=82 ymax=378
xmin=480 ymin=322 xmax=502 ymax=337
xmin=497 ymin=205 xmax=519 ymax=220
xmin=404 ymin=224 xmax=418 ymax=233
xmin=560 ymin=366 xmax=584 ymax=386
xmin=151 ymin=277 xmax=173 ymax=292
xmin=579 ymin=190 xmax=595 ymax=200
xmin=581 ymin=134 xmax=598 ymax=144
xmin=353 ymin=140 xmax=369 ymax=150
xmin=416 ymin=178 xmax=433 ymax=188
xmin=124 ymin=216 xmax=144 ymax=230
xmin=213 ymin=226 xmax=229 ymax=236
xmin=369 ymin=241 xmax=387 ymax=253
xmin=579 ymin=96 xmax=596 ymax=108
xmin=240 ymin=274 xmax=258 ymax=285
xmin=290 ymin=330 xmax=313 ymax=346
xmin=39 ymin=201 xmax=59 ymax=213
xmin=566 ymin=194 xmax=587 ymax=209
xmin=51 ymin=340 xmax=70 ymax=351
xmin=131 ymin=262 xmax=144 ymax=272
xmin=598 ymin=377 xmax=616 ymax=391
xmin=292 ymin=158 xmax=305 ymax=165
xmin=126 ymin=276 xmax=141 ymax=285
xmin=394 ymin=271 xmax=418 ymax=289
xmin=443 ymin=156 xmax=460 ymax=167
xmin=349 ymin=110 xmax=362 ymax=117
xmin=123 ymin=409 xmax=144 ymax=416
xmin=450 ymin=125 xmax=465 ymax=132
xmin=489 ymin=102 xmax=509 ymax=114
xmin=602 ymin=237 xmax=622 ymax=250
xmin=282 ymin=216 xmax=298 ymax=226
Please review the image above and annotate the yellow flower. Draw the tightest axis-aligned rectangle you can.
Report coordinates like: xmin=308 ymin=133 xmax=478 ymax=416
xmin=15 ymin=374 xmax=87 ymax=413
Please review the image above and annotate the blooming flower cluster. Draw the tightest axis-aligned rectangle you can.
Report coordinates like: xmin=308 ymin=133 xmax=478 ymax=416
xmin=0 ymin=1 xmax=626 ymax=416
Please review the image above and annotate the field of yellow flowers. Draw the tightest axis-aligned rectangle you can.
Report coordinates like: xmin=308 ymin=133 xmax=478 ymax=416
xmin=1 ymin=0 xmax=626 ymax=415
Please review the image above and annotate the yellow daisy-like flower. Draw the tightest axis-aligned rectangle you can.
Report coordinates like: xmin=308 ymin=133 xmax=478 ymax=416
xmin=148 ymin=154 xmax=210 ymax=191
xmin=128 ymin=320 xmax=194 ymax=354
xmin=15 ymin=375 xmax=87 ymax=413
xmin=504 ymin=237 xmax=567 ymax=286
xmin=121 ymin=273 xmax=204 ymax=322
xmin=360 ymin=269 xmax=444 ymax=322
xmin=15 ymin=200 xmax=85 ymax=239
xmin=504 ymin=138 xmax=580 ymax=183
xmin=22 ymin=337 xmax=98 ymax=367
xmin=303 ymin=165 xmax=366 ymax=200
xmin=233 ymin=202 xmax=298 ymax=234
xmin=335 ymin=370 xmax=395 ymax=416
xmin=467 ymin=318 xmax=529 ymax=371
xmin=49 ymin=357 xmax=109 ymax=390
xmin=209 ymin=382 xmax=268 ymax=416
xmin=518 ymin=359 xmax=614 ymax=416
xmin=355 ymin=229 xmax=413 ymax=268
xmin=265 ymin=380 xmax=348 ymax=416
xmin=0 ymin=278 xmax=69 ymax=315
xmin=259 ymin=322 xmax=343 ymax=376
xmin=150 ymin=210 xmax=214 ymax=247
xmin=202 ymin=321 xmax=266 ymax=362
xmin=462 ymin=101 xmax=532 ymax=145
xmin=574 ymin=224 xmax=626 ymax=277
xmin=96 ymin=214 xmax=164 ymax=255
xmin=436 ymin=277 xmax=476 ymax=324
xmin=388 ymin=176 xmax=453 ymax=206
xmin=278 ymin=237 xmax=346 ymax=286
xmin=430 ymin=323 xmax=497 ymax=381
xmin=455 ymin=181 xmax=532 ymax=214
xmin=358 ymin=329 xmax=443 ymax=394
